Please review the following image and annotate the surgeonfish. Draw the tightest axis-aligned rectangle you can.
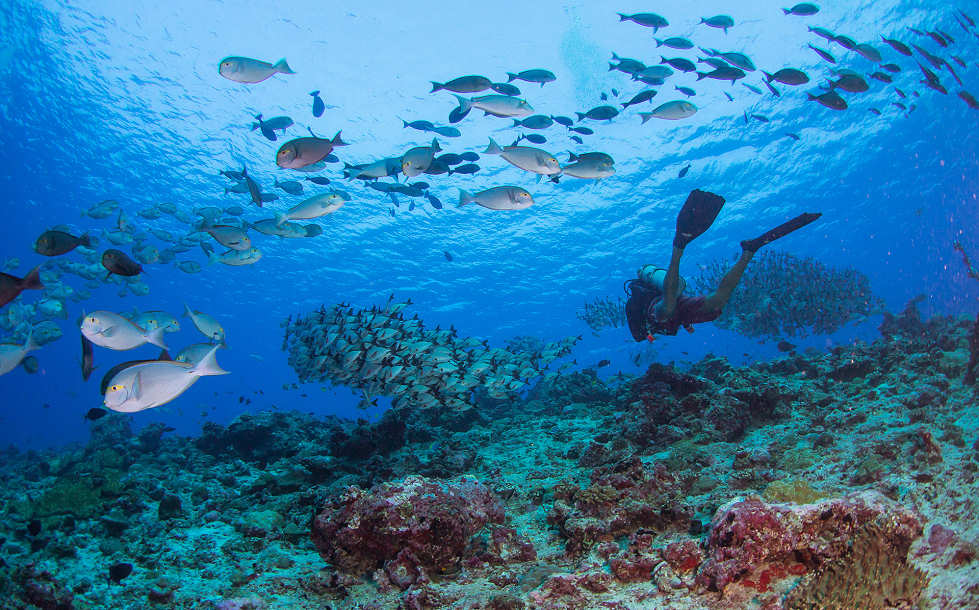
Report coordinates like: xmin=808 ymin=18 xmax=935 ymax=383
xmin=639 ymin=101 xmax=698 ymax=122
xmin=276 ymin=192 xmax=346 ymax=226
xmin=35 ymin=231 xmax=91 ymax=256
xmin=560 ymin=152 xmax=615 ymax=180
xmin=218 ymin=56 xmax=294 ymax=84
xmin=458 ymin=186 xmax=534 ymax=210
xmin=103 ymin=345 xmax=229 ymax=412
xmin=402 ymin=139 xmax=442 ymax=177
xmin=276 ymin=133 xmax=347 ymax=170
xmin=81 ymin=311 xmax=168 ymax=351
xmin=483 ymin=138 xmax=560 ymax=176
xmin=183 ymin=305 xmax=226 ymax=344
xmin=0 ymin=329 xmax=38 ymax=376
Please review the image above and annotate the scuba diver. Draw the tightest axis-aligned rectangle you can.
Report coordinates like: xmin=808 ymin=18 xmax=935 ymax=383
xmin=625 ymin=189 xmax=821 ymax=341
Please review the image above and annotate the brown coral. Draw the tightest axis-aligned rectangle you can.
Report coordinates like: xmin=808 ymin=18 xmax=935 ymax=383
xmin=784 ymin=521 xmax=928 ymax=609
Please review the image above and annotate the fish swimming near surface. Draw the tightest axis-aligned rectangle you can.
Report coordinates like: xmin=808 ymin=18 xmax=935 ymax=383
xmin=576 ymin=105 xmax=619 ymax=121
xmin=275 ymin=179 xmax=304 ymax=196
xmin=807 ymin=90 xmax=848 ymax=110
xmin=310 ymin=90 xmax=325 ymax=117
xmin=559 ymin=152 xmax=615 ymax=180
xmin=763 ymin=68 xmax=810 ymax=85
xmin=484 ymin=138 xmax=561 ymax=176
xmin=276 ymin=192 xmax=346 ymax=226
xmin=453 ymin=94 xmax=533 ymax=120
xmin=103 ymin=345 xmax=228 ymax=413
xmin=184 ymin=305 xmax=225 ymax=344
xmin=639 ymin=100 xmax=698 ymax=122
xmin=490 ymin=82 xmax=521 ymax=96
xmin=512 ymin=115 xmax=554 ymax=129
xmin=81 ymin=311 xmax=168 ymax=351
xmin=880 ymin=36 xmax=912 ymax=56
xmin=701 ymin=15 xmax=735 ymax=33
xmin=204 ymin=224 xmax=251 ymax=251
xmin=783 ymin=3 xmax=819 ymax=15
xmin=617 ymin=12 xmax=669 ymax=32
xmin=218 ymin=56 xmax=294 ymax=84
xmin=430 ymin=75 xmax=492 ymax=93
xmin=621 ymin=89 xmax=658 ymax=108
xmin=506 ymin=69 xmax=556 ymax=86
xmin=101 ymin=249 xmax=142 ymax=278
xmin=402 ymin=138 xmax=442 ymax=177
xmin=35 ymin=230 xmax=91 ymax=256
xmin=458 ymin=186 xmax=534 ymax=210
xmin=275 ymin=132 xmax=347 ymax=170
xmin=679 ymin=164 xmax=691 ymax=178
xmin=0 ymin=330 xmax=38 ymax=376
xmin=0 ymin=266 xmax=43 ymax=308
xmin=696 ymin=66 xmax=746 ymax=83
xmin=655 ymin=37 xmax=694 ymax=50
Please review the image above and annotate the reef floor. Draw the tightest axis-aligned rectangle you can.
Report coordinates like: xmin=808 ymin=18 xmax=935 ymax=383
xmin=1 ymin=303 xmax=977 ymax=609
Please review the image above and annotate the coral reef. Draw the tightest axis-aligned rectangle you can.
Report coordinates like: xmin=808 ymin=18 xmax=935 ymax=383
xmin=0 ymin=305 xmax=976 ymax=608
xmin=692 ymin=250 xmax=885 ymax=338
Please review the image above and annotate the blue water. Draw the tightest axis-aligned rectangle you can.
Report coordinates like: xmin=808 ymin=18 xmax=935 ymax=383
xmin=1 ymin=0 xmax=977 ymax=449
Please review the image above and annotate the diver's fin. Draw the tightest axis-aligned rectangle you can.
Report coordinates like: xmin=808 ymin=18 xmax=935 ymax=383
xmin=741 ymin=212 xmax=822 ymax=252
xmin=674 ymin=189 xmax=726 ymax=248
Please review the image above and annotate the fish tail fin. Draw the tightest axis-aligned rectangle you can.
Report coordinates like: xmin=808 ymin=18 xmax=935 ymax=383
xmin=183 ymin=303 xmax=193 ymax=318
xmin=430 ymin=81 xmax=444 ymax=93
xmin=21 ymin=265 xmax=43 ymax=291
xmin=696 ymin=72 xmax=707 ymax=81
xmin=654 ymin=38 xmax=663 ymax=47
xmin=782 ymin=8 xmax=791 ymax=14
xmin=806 ymin=93 xmax=817 ymax=101
xmin=458 ymin=189 xmax=474 ymax=207
xmin=78 ymin=233 xmax=92 ymax=248
xmin=273 ymin=58 xmax=294 ymax=74
xmin=23 ymin=327 xmax=38 ymax=353
xmin=453 ymin=94 xmax=472 ymax=114
xmin=506 ymin=72 xmax=518 ymax=82
xmin=331 ymin=131 xmax=347 ymax=146
xmin=575 ymin=112 xmax=585 ymax=121
xmin=310 ymin=90 xmax=319 ymax=96
xmin=192 ymin=345 xmax=230 ymax=377
xmin=763 ymin=71 xmax=773 ymax=82
xmin=639 ymin=113 xmax=652 ymax=124
xmin=275 ymin=213 xmax=288 ymax=227
xmin=617 ymin=13 xmax=627 ymax=21
xmin=145 ymin=327 xmax=168 ymax=350
xmin=608 ymin=63 xmax=616 ymax=71
xmin=431 ymin=138 xmax=441 ymax=152
xmin=484 ymin=138 xmax=503 ymax=155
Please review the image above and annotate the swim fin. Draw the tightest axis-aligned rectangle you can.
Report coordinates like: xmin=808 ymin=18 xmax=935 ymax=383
xmin=674 ymin=189 xmax=726 ymax=248
xmin=741 ymin=212 xmax=822 ymax=252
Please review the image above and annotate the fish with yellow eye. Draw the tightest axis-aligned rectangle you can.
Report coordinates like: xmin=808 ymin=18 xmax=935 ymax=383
xmin=81 ymin=311 xmax=168 ymax=351
xmin=102 ymin=345 xmax=228 ymax=413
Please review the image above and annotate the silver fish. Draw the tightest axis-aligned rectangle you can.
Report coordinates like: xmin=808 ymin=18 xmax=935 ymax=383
xmin=218 ymin=56 xmax=294 ymax=84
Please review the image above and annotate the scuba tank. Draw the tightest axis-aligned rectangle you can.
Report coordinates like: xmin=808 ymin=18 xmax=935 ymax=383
xmin=636 ymin=264 xmax=686 ymax=296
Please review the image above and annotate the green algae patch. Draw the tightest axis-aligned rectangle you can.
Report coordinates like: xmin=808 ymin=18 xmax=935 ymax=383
xmin=762 ymin=478 xmax=830 ymax=504
xmin=21 ymin=471 xmax=124 ymax=518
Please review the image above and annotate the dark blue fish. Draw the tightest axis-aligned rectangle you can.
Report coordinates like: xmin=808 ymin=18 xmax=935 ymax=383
xmin=785 ymin=132 xmax=800 ymax=141
xmin=325 ymin=154 xmax=339 ymax=163
xmin=622 ymin=89 xmax=658 ymax=107
xmin=436 ymin=153 xmax=464 ymax=166
xmin=881 ymin=36 xmax=912 ymax=56
xmin=570 ymin=135 xmax=583 ymax=144
xmin=253 ymin=114 xmax=276 ymax=141
xmin=551 ymin=115 xmax=574 ymax=127
xmin=678 ymin=164 xmax=691 ymax=178
xmin=763 ymin=80 xmax=781 ymax=97
xmin=808 ymin=44 xmax=836 ymax=63
xmin=571 ymin=126 xmax=594 ymax=135
xmin=305 ymin=176 xmax=331 ymax=185
xmin=490 ymin=82 xmax=521 ymax=96
xmin=449 ymin=163 xmax=480 ymax=175
xmin=449 ymin=106 xmax=470 ymax=124
xmin=675 ymin=86 xmax=696 ymax=97
xmin=460 ymin=152 xmax=480 ymax=162
xmin=426 ymin=193 xmax=444 ymax=209
xmin=522 ymin=133 xmax=547 ymax=144
xmin=431 ymin=126 xmax=462 ymax=137
xmin=881 ymin=63 xmax=902 ymax=73
xmin=724 ymin=91 xmax=734 ymax=101
xmin=443 ymin=251 xmax=453 ymax=261
xmin=310 ymin=90 xmax=325 ymax=117
xmin=403 ymin=119 xmax=435 ymax=131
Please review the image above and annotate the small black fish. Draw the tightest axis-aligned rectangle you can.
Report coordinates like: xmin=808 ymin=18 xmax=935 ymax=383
xmin=81 ymin=335 xmax=94 ymax=381
xmin=306 ymin=176 xmax=331 ymax=185
xmin=959 ymin=91 xmax=979 ymax=110
xmin=571 ymin=126 xmax=594 ymax=135
xmin=253 ymin=114 xmax=277 ymax=141
xmin=449 ymin=163 xmax=479 ymax=175
xmin=310 ymin=90 xmax=325 ymax=117
xmin=238 ymin=396 xmax=244 ymax=403
xmin=596 ymin=359 xmax=610 ymax=368
xmin=102 ymin=249 xmax=142 ymax=278
xmin=27 ymin=519 xmax=41 ymax=536
xmin=35 ymin=230 xmax=92 ymax=256
xmin=459 ymin=151 xmax=480 ymax=162
xmin=84 ymin=408 xmax=107 ymax=422
xmin=443 ymin=251 xmax=453 ymax=261
xmin=678 ymin=164 xmax=691 ymax=178
xmin=108 ymin=562 xmax=133 ymax=584
xmin=777 ymin=340 xmax=796 ymax=352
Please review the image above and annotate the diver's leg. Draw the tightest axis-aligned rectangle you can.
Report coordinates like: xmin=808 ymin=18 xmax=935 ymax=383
xmin=740 ymin=212 xmax=822 ymax=253
xmin=703 ymin=248 xmax=754 ymax=312
xmin=659 ymin=246 xmax=685 ymax=319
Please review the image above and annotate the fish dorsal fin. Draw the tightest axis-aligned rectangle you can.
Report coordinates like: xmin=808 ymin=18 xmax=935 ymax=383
xmin=159 ymin=349 xmax=171 ymax=361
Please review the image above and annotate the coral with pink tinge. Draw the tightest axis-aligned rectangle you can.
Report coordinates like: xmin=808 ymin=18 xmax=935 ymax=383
xmin=485 ymin=526 xmax=537 ymax=564
xmin=311 ymin=475 xmax=504 ymax=578
xmin=697 ymin=490 xmax=923 ymax=591
xmin=548 ymin=458 xmax=691 ymax=556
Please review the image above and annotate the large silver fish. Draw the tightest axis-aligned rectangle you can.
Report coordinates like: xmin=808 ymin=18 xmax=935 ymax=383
xmin=483 ymin=138 xmax=560 ymax=176
xmin=458 ymin=186 xmax=534 ymax=210
xmin=103 ymin=345 xmax=229 ymax=412
xmin=453 ymin=95 xmax=533 ymax=118
xmin=183 ymin=305 xmax=225 ymax=344
xmin=276 ymin=192 xmax=346 ymax=226
xmin=81 ymin=311 xmax=168 ymax=351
